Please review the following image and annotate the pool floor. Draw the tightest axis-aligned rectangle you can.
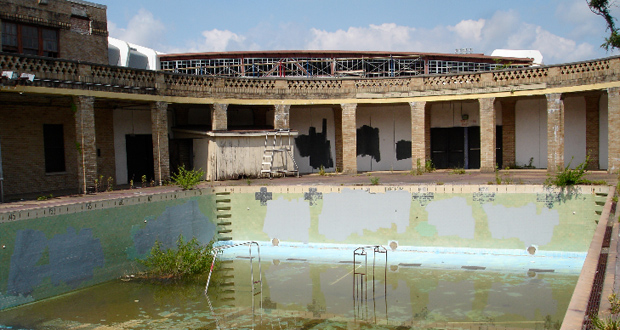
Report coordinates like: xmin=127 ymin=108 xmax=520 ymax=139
xmin=0 ymin=259 xmax=575 ymax=330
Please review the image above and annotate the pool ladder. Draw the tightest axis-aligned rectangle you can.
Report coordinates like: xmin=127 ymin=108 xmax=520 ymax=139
xmin=353 ymin=245 xmax=388 ymax=324
xmin=205 ymin=241 xmax=262 ymax=297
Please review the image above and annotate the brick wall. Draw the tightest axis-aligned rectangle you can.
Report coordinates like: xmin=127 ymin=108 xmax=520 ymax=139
xmin=501 ymin=99 xmax=516 ymax=168
xmin=274 ymin=104 xmax=290 ymax=130
xmin=340 ymin=103 xmax=357 ymax=174
xmin=151 ymin=102 xmax=170 ymax=184
xmin=95 ymin=107 xmax=115 ymax=185
xmin=608 ymin=88 xmax=620 ymax=172
xmin=410 ymin=101 xmax=428 ymax=169
xmin=479 ymin=98 xmax=496 ymax=172
xmin=74 ymin=95 xmax=97 ymax=193
xmin=0 ymin=95 xmax=78 ymax=196
xmin=333 ymin=106 xmax=343 ymax=172
xmin=211 ymin=103 xmax=228 ymax=131
xmin=585 ymin=94 xmax=600 ymax=170
xmin=546 ymin=93 xmax=564 ymax=172
xmin=0 ymin=0 xmax=108 ymax=64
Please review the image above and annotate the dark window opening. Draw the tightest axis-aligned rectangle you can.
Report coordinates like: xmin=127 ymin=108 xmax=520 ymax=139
xmin=43 ymin=124 xmax=66 ymax=173
xmin=1 ymin=21 xmax=58 ymax=58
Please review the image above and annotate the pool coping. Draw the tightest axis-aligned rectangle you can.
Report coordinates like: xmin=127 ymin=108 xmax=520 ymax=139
xmin=561 ymin=187 xmax=617 ymax=330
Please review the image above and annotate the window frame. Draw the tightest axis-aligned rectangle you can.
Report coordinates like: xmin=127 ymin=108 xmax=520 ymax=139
xmin=1 ymin=21 xmax=59 ymax=58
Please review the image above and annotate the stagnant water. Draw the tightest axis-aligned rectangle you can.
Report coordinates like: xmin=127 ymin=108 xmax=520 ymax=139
xmin=0 ymin=259 xmax=576 ymax=330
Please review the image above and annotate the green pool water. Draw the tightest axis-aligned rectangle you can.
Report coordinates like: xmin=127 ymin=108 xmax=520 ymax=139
xmin=0 ymin=259 xmax=576 ymax=329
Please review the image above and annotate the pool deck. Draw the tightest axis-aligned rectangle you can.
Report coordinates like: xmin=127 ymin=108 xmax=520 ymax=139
xmin=0 ymin=168 xmax=618 ymax=329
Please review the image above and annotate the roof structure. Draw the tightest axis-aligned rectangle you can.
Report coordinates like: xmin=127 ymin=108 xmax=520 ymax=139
xmin=159 ymin=50 xmax=534 ymax=78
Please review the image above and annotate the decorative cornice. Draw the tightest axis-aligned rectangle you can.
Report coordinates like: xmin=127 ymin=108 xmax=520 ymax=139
xmin=0 ymin=13 xmax=70 ymax=29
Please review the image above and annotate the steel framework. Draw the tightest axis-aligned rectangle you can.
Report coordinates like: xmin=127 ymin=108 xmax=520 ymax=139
xmin=161 ymin=55 xmax=524 ymax=78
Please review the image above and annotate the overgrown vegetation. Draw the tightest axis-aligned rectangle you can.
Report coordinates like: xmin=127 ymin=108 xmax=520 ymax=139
xmin=450 ymin=168 xmax=466 ymax=175
xmin=370 ymin=177 xmax=380 ymax=185
xmin=171 ymin=165 xmax=205 ymax=190
xmin=592 ymin=293 xmax=620 ymax=329
xmin=412 ymin=159 xmax=436 ymax=176
xmin=139 ymin=235 xmax=217 ymax=279
xmin=545 ymin=157 xmax=591 ymax=187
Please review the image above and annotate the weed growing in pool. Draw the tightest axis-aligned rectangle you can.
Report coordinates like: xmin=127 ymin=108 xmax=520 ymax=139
xmin=172 ymin=165 xmax=204 ymax=190
xmin=140 ymin=235 xmax=217 ymax=279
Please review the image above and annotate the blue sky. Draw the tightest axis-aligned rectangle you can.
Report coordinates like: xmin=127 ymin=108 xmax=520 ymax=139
xmin=98 ymin=0 xmax=620 ymax=64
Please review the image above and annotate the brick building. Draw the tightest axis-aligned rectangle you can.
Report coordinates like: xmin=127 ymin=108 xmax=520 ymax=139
xmin=0 ymin=0 xmax=619 ymax=200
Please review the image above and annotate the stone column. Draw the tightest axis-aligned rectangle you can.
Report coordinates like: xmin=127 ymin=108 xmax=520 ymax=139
xmin=608 ymin=87 xmax=620 ymax=172
xmin=546 ymin=93 xmax=564 ymax=172
xmin=73 ymin=95 xmax=97 ymax=194
xmin=585 ymin=94 xmax=600 ymax=170
xmin=479 ymin=97 xmax=496 ymax=172
xmin=151 ymin=101 xmax=170 ymax=185
xmin=274 ymin=104 xmax=291 ymax=130
xmin=500 ymin=99 xmax=516 ymax=168
xmin=340 ymin=103 xmax=357 ymax=174
xmin=211 ymin=103 xmax=228 ymax=131
xmin=410 ymin=101 xmax=430 ymax=171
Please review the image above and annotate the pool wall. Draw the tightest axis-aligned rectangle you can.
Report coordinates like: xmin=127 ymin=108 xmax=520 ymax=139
xmin=0 ymin=184 xmax=608 ymax=310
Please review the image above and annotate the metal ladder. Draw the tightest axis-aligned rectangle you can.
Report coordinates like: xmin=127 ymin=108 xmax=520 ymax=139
xmin=204 ymin=241 xmax=263 ymax=329
xmin=353 ymin=245 xmax=388 ymax=324
xmin=260 ymin=129 xmax=299 ymax=178
xmin=205 ymin=241 xmax=262 ymax=298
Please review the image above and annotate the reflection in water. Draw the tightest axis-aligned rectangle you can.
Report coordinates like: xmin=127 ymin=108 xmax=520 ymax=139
xmin=0 ymin=259 xmax=577 ymax=329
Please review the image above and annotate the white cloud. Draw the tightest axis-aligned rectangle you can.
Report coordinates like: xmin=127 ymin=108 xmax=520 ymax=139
xmin=448 ymin=19 xmax=485 ymax=42
xmin=306 ymin=23 xmax=416 ymax=51
xmin=108 ymin=9 xmax=166 ymax=50
xmin=198 ymin=29 xmax=246 ymax=52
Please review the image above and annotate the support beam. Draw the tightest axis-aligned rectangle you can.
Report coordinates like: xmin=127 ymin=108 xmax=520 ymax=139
xmin=608 ymin=87 xmax=620 ymax=173
xmin=338 ymin=103 xmax=357 ymax=174
xmin=585 ymin=94 xmax=601 ymax=170
xmin=151 ymin=101 xmax=170 ymax=185
xmin=73 ymin=95 xmax=97 ymax=194
xmin=546 ymin=93 xmax=564 ymax=172
xmin=479 ymin=97 xmax=496 ymax=172
xmin=500 ymin=99 xmax=516 ymax=168
xmin=274 ymin=104 xmax=291 ymax=130
xmin=211 ymin=103 xmax=228 ymax=131
xmin=410 ymin=101 xmax=430 ymax=171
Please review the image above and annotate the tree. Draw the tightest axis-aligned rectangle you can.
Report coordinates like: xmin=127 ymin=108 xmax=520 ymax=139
xmin=588 ymin=0 xmax=620 ymax=50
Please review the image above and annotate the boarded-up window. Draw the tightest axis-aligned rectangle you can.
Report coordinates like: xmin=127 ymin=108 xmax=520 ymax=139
xmin=43 ymin=124 xmax=66 ymax=173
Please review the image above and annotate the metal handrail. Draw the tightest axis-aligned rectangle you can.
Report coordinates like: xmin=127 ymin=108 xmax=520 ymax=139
xmin=204 ymin=241 xmax=262 ymax=295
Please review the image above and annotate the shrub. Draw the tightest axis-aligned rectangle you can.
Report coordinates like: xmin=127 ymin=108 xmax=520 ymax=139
xmin=172 ymin=165 xmax=205 ymax=190
xmin=545 ymin=157 xmax=590 ymax=187
xmin=139 ymin=235 xmax=217 ymax=279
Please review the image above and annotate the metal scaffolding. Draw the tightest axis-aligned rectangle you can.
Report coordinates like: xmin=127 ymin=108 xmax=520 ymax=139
xmin=161 ymin=55 xmax=524 ymax=78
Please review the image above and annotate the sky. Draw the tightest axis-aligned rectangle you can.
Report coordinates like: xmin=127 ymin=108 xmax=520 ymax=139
xmin=99 ymin=0 xmax=620 ymax=65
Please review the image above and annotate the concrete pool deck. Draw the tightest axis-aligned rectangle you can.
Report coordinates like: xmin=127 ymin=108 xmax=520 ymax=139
xmin=0 ymin=168 xmax=618 ymax=329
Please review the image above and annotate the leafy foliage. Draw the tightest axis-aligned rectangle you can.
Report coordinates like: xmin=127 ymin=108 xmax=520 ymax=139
xmin=171 ymin=165 xmax=204 ymax=190
xmin=139 ymin=235 xmax=217 ymax=279
xmin=545 ymin=157 xmax=590 ymax=187
xmin=588 ymin=0 xmax=620 ymax=51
